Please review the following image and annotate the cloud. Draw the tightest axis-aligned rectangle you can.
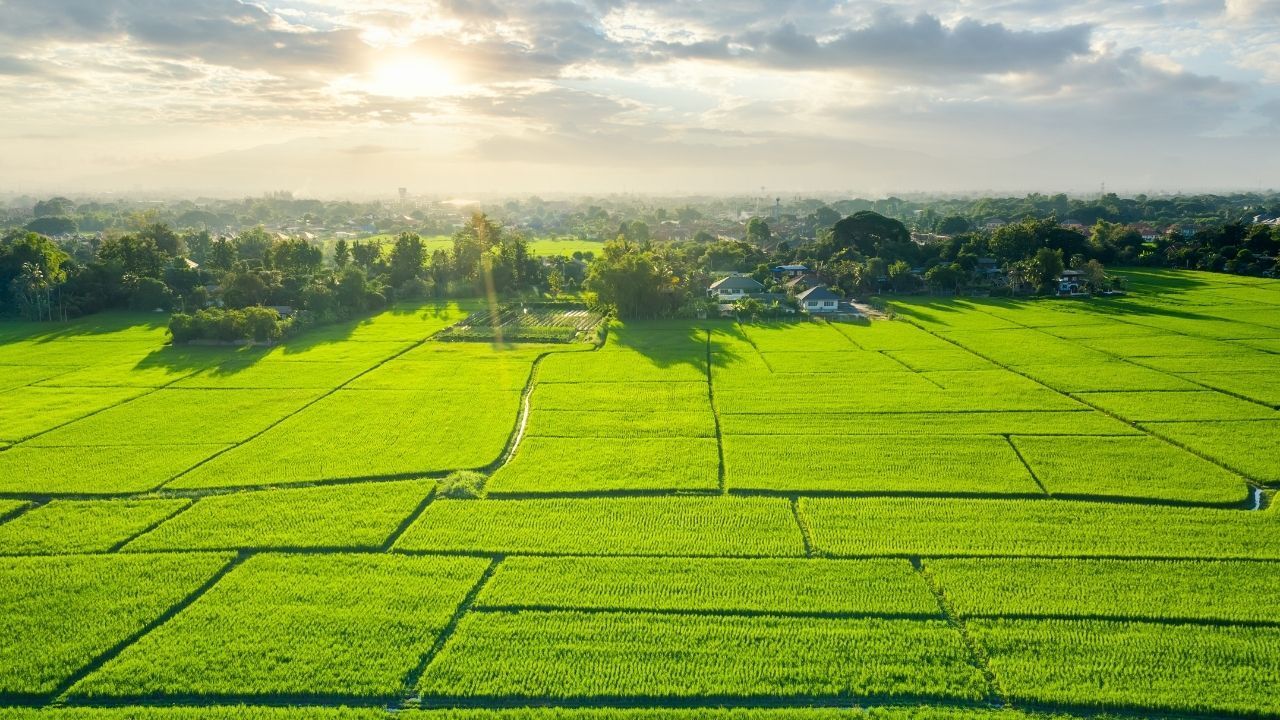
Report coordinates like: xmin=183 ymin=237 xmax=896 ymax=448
xmin=654 ymin=12 xmax=1093 ymax=79
xmin=0 ymin=56 xmax=46 ymax=76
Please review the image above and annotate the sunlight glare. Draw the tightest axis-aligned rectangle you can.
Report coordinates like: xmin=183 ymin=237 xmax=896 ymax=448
xmin=367 ymin=55 xmax=459 ymax=98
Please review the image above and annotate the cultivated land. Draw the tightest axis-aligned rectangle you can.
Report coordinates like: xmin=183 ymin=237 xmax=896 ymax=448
xmin=0 ymin=269 xmax=1278 ymax=719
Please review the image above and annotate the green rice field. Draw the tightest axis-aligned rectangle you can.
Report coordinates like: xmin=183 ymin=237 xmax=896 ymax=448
xmin=1 ymin=269 xmax=1279 ymax=718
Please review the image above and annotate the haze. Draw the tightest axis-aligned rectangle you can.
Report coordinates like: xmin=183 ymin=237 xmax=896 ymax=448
xmin=2 ymin=0 xmax=1278 ymax=197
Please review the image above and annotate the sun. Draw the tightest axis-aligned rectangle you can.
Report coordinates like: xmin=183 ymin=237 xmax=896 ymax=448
xmin=367 ymin=55 xmax=459 ymax=98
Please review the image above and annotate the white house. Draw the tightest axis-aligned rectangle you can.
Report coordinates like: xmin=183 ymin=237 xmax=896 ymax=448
xmin=796 ymin=285 xmax=841 ymax=314
xmin=708 ymin=274 xmax=766 ymax=301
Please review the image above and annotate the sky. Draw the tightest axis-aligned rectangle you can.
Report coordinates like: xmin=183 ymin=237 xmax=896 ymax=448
xmin=1 ymin=0 xmax=1278 ymax=198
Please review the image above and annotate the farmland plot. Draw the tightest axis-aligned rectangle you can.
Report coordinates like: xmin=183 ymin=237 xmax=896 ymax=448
xmin=25 ymin=389 xmax=324 ymax=446
xmin=0 ymin=552 xmax=233 ymax=699
xmin=925 ymin=558 xmax=1280 ymax=623
xmin=0 ymin=444 xmax=232 ymax=494
xmin=126 ymin=480 xmax=435 ymax=551
xmin=723 ymin=435 xmax=1039 ymax=495
xmin=168 ymin=389 xmax=519 ymax=488
xmin=1073 ymin=390 xmax=1276 ymax=422
xmin=0 ymin=499 xmax=189 ymax=555
xmin=71 ymin=554 xmax=490 ymax=701
xmin=0 ymin=387 xmax=148 ymax=442
xmin=1149 ymin=420 xmax=1280 ymax=485
xmin=803 ymin=497 xmax=1280 ymax=558
xmin=972 ymin=619 xmax=1280 ymax=715
xmin=1009 ymin=435 xmax=1249 ymax=504
xmin=417 ymin=611 xmax=988 ymax=702
xmin=488 ymin=437 xmax=719 ymax=493
xmin=394 ymin=497 xmax=804 ymax=556
xmin=477 ymin=557 xmax=940 ymax=616
xmin=719 ymin=411 xmax=1135 ymax=437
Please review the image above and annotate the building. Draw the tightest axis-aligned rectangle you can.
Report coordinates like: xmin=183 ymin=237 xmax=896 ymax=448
xmin=772 ymin=264 xmax=809 ymax=280
xmin=796 ymin=285 xmax=841 ymax=314
xmin=708 ymin=274 xmax=766 ymax=301
xmin=1058 ymin=270 xmax=1087 ymax=294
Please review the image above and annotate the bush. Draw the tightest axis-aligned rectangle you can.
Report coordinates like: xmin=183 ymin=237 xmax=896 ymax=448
xmin=168 ymin=307 xmax=290 ymax=345
xmin=439 ymin=470 xmax=489 ymax=499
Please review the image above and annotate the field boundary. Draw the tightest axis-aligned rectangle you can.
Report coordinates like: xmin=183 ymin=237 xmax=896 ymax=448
xmin=898 ymin=316 xmax=1261 ymax=508
xmin=706 ymin=330 xmax=728 ymax=494
xmin=1004 ymin=435 xmax=1050 ymax=496
xmin=399 ymin=556 xmax=503 ymax=706
xmin=790 ymin=498 xmax=816 ymax=558
xmin=911 ymin=557 xmax=1007 ymax=707
xmin=48 ymin=551 xmax=246 ymax=706
xmin=156 ymin=339 xmax=436 ymax=491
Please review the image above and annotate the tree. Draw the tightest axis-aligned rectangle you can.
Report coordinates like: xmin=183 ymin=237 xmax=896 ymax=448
xmin=745 ymin=218 xmax=772 ymax=246
xmin=234 ymin=226 xmax=273 ymax=265
xmin=937 ymin=216 xmax=971 ymax=235
xmin=350 ymin=240 xmax=382 ymax=272
xmin=389 ymin=232 xmax=426 ymax=286
xmin=924 ymin=263 xmax=963 ymax=294
xmin=25 ymin=216 xmax=77 ymax=236
xmin=33 ymin=197 xmax=76 ymax=218
xmin=270 ymin=238 xmax=323 ymax=276
xmin=1031 ymin=247 xmax=1065 ymax=291
xmin=824 ymin=212 xmax=912 ymax=262
xmin=887 ymin=260 xmax=915 ymax=292
xmin=97 ymin=234 xmax=167 ymax=279
xmin=333 ymin=239 xmax=350 ymax=268
xmin=584 ymin=238 xmax=685 ymax=319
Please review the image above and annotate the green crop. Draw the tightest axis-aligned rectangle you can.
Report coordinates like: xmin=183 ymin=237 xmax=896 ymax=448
xmin=1 ymin=552 xmax=233 ymax=699
xmin=71 ymin=553 xmax=489 ymax=700
xmin=417 ymin=611 xmax=988 ymax=702
xmin=477 ymin=557 xmax=940 ymax=616
xmin=0 ymin=499 xmax=189 ymax=554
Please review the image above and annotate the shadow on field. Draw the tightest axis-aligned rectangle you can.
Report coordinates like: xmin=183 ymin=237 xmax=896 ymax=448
xmin=126 ymin=301 xmax=470 ymax=380
xmin=608 ymin=318 xmax=746 ymax=374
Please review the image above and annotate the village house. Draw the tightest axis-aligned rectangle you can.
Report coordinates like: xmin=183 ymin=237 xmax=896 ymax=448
xmin=771 ymin=264 xmax=809 ymax=280
xmin=1058 ymin=269 xmax=1087 ymax=294
xmin=708 ymin=274 xmax=766 ymax=301
xmin=796 ymin=285 xmax=841 ymax=314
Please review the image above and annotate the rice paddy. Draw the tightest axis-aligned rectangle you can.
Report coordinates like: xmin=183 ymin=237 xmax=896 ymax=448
xmin=1 ymin=271 xmax=1279 ymax=717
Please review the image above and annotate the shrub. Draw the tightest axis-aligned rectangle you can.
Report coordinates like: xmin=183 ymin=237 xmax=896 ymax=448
xmin=439 ymin=470 xmax=489 ymax=499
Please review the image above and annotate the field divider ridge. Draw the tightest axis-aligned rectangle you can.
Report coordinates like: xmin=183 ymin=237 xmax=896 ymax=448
xmin=110 ymin=498 xmax=198 ymax=552
xmin=398 ymin=555 xmax=503 ymax=707
xmin=49 ymin=551 xmax=248 ymax=707
xmin=898 ymin=315 xmax=1262 ymax=508
xmin=158 ymin=330 xmax=450 ymax=491
xmin=468 ymin=604 xmax=943 ymax=622
xmin=381 ymin=485 xmax=439 ymax=551
xmin=910 ymin=557 xmax=1008 ymax=708
xmin=1003 ymin=435 xmax=1050 ymax=496
xmin=0 ymin=498 xmax=45 ymax=526
xmin=790 ymin=497 xmax=817 ymax=557
xmin=706 ymin=329 xmax=727 ymax=494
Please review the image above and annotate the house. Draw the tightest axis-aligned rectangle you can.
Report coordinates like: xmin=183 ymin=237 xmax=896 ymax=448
xmin=1058 ymin=270 xmax=1087 ymax=294
xmin=772 ymin=264 xmax=809 ymax=280
xmin=796 ymin=285 xmax=841 ymax=314
xmin=708 ymin=274 xmax=765 ymax=301
xmin=783 ymin=273 xmax=821 ymax=293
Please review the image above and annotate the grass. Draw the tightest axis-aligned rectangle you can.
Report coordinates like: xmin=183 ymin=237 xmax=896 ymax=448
xmin=1009 ymin=435 xmax=1250 ymax=504
xmin=477 ymin=557 xmax=940 ymax=616
xmin=125 ymin=480 xmax=436 ymax=551
xmin=972 ymin=618 xmax=1280 ymax=715
xmin=0 ymin=444 xmax=231 ymax=494
xmin=394 ymin=497 xmax=805 ymax=556
xmin=723 ymin=435 xmax=1039 ymax=495
xmin=488 ymin=437 xmax=720 ymax=493
xmin=167 ymin=389 xmax=518 ymax=488
xmin=417 ymin=611 xmax=988 ymax=702
xmin=925 ymin=558 xmax=1280 ymax=623
xmin=0 ymin=500 xmax=189 ymax=554
xmin=804 ymin=497 xmax=1280 ymax=558
xmin=70 ymin=553 xmax=490 ymax=701
xmin=0 ymin=552 xmax=233 ymax=699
